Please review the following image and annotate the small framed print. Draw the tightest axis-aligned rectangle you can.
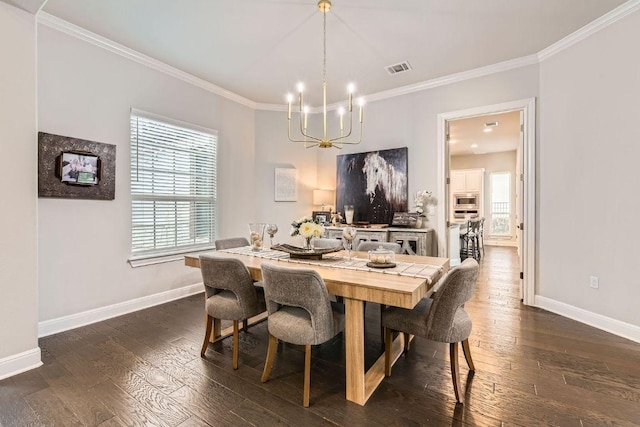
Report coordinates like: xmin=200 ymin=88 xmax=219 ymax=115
xmin=312 ymin=211 xmax=331 ymax=224
xmin=274 ymin=167 xmax=297 ymax=201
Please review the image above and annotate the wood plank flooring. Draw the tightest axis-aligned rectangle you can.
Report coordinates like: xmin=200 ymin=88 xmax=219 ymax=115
xmin=2 ymin=246 xmax=640 ymax=426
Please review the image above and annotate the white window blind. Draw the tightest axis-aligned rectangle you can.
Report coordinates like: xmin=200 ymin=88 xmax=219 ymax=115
xmin=130 ymin=111 xmax=217 ymax=257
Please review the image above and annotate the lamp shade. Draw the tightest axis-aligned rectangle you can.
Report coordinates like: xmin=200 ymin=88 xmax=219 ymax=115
xmin=313 ymin=189 xmax=335 ymax=207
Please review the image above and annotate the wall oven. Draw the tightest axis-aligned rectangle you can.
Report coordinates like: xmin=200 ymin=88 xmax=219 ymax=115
xmin=454 ymin=193 xmax=479 ymax=210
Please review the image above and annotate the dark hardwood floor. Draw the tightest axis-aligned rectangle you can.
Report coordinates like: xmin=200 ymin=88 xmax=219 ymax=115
xmin=2 ymin=246 xmax=640 ymax=426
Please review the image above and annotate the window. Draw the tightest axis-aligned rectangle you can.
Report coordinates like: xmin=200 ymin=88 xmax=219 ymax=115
xmin=130 ymin=110 xmax=217 ymax=258
xmin=490 ymin=172 xmax=511 ymax=236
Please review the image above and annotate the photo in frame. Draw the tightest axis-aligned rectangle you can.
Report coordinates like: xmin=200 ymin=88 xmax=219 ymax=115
xmin=59 ymin=151 xmax=100 ymax=185
xmin=312 ymin=211 xmax=331 ymax=224
xmin=336 ymin=147 xmax=408 ymax=225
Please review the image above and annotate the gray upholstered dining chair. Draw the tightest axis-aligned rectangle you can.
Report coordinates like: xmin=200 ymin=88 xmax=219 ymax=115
xmin=214 ymin=236 xmax=261 ymax=331
xmin=215 ymin=237 xmax=250 ymax=250
xmin=356 ymin=241 xmax=402 ymax=254
xmin=199 ymin=255 xmax=266 ymax=370
xmin=259 ymin=263 xmax=345 ymax=407
xmin=312 ymin=237 xmax=342 ymax=249
xmin=382 ymin=258 xmax=479 ymax=404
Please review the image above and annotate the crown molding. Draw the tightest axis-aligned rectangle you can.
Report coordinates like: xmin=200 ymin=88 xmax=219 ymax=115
xmin=538 ymin=0 xmax=640 ymax=62
xmin=324 ymin=54 xmax=540 ymax=112
xmin=37 ymin=12 xmax=257 ymax=110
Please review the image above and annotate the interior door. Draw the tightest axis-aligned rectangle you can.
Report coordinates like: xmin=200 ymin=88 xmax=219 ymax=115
xmin=517 ymin=110 xmax=525 ymax=299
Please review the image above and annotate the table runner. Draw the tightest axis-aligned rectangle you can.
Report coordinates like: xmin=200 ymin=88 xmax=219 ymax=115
xmin=220 ymin=246 xmax=444 ymax=284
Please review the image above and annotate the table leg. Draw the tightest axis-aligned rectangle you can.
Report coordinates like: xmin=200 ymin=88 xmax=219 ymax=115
xmin=345 ymin=297 xmax=408 ymax=406
xmin=345 ymin=298 xmax=365 ymax=405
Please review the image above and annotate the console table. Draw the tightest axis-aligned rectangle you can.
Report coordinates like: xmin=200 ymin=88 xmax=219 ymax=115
xmin=324 ymin=226 xmax=437 ymax=256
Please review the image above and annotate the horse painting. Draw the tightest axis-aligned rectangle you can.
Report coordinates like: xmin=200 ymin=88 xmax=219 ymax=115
xmin=336 ymin=147 xmax=408 ymax=224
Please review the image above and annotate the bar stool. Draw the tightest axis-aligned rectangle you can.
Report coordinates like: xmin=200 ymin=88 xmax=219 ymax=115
xmin=460 ymin=219 xmax=481 ymax=261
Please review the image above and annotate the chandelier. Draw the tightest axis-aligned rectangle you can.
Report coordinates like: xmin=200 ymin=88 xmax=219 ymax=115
xmin=287 ymin=0 xmax=363 ymax=149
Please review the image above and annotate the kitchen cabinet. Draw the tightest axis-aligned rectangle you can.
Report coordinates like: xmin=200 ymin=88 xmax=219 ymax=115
xmin=450 ymin=168 xmax=483 ymax=193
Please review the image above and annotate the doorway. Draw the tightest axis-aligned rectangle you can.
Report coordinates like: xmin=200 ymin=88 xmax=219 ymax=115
xmin=436 ymin=98 xmax=536 ymax=305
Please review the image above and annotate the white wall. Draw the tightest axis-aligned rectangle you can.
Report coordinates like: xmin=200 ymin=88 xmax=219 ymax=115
xmin=539 ymin=9 xmax=640 ymax=327
xmin=254 ymin=111 xmax=319 ymax=246
xmin=452 ymin=151 xmax=518 ymax=241
xmin=316 ymin=65 xmax=539 ymax=252
xmin=37 ymin=26 xmax=256 ymax=322
xmin=0 ymin=2 xmax=40 ymax=370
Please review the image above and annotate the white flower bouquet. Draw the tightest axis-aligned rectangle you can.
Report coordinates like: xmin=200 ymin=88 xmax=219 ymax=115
xmin=414 ymin=190 xmax=437 ymax=216
xmin=290 ymin=216 xmax=325 ymax=239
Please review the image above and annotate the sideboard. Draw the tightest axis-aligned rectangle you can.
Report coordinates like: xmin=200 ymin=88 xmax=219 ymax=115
xmin=324 ymin=226 xmax=437 ymax=257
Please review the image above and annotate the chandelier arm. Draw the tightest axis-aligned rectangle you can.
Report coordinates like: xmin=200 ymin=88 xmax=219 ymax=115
xmin=288 ymin=118 xmax=321 ymax=143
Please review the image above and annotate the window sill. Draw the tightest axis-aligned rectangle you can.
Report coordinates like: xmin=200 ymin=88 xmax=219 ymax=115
xmin=128 ymin=246 xmax=215 ymax=268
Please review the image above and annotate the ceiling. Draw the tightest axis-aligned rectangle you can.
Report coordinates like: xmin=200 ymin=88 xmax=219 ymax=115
xmin=40 ymin=0 xmax=627 ymax=106
xmin=449 ymin=111 xmax=520 ymax=156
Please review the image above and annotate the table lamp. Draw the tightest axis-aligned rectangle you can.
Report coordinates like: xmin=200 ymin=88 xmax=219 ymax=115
xmin=312 ymin=189 xmax=335 ymax=212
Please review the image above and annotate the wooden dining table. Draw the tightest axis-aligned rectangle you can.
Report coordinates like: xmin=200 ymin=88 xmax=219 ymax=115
xmin=185 ymin=248 xmax=449 ymax=406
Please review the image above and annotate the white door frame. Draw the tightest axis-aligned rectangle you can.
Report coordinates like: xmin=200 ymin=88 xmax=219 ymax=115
xmin=436 ymin=98 xmax=536 ymax=306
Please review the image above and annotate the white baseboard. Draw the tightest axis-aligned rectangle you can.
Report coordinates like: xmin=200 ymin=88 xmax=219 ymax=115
xmin=0 ymin=347 xmax=42 ymax=381
xmin=38 ymin=284 xmax=204 ymax=338
xmin=535 ymin=296 xmax=640 ymax=344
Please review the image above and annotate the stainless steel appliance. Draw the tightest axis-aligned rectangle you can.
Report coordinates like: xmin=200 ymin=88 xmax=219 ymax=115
xmin=454 ymin=193 xmax=479 ymax=210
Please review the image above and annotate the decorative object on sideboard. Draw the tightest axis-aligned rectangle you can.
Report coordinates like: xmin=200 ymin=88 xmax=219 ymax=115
xmin=312 ymin=211 xmax=331 ymax=225
xmin=391 ymin=212 xmax=420 ymax=228
xmin=336 ymin=147 xmax=408 ymax=225
xmin=414 ymin=190 xmax=437 ymax=227
xmin=38 ymin=132 xmax=116 ymax=200
xmin=344 ymin=205 xmax=355 ymax=224
xmin=286 ymin=0 xmax=363 ymax=149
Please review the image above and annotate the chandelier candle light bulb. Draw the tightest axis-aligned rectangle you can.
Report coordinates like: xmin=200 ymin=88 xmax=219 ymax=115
xmin=286 ymin=0 xmax=363 ymax=149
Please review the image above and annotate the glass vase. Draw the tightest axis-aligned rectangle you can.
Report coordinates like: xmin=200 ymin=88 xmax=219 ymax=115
xmin=248 ymin=223 xmax=266 ymax=251
xmin=304 ymin=236 xmax=313 ymax=251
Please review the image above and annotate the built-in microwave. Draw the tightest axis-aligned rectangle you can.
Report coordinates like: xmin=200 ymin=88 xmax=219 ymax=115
xmin=454 ymin=193 xmax=479 ymax=210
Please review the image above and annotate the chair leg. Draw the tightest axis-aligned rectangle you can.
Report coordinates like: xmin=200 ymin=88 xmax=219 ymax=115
xmin=450 ymin=342 xmax=463 ymax=404
xmin=261 ymin=334 xmax=278 ymax=382
xmin=403 ymin=332 xmax=411 ymax=352
xmin=232 ymin=320 xmax=239 ymax=370
xmin=200 ymin=314 xmax=213 ymax=357
xmin=462 ymin=339 xmax=475 ymax=371
xmin=242 ymin=319 xmax=249 ymax=333
xmin=303 ymin=344 xmax=311 ymax=407
xmin=384 ymin=327 xmax=393 ymax=377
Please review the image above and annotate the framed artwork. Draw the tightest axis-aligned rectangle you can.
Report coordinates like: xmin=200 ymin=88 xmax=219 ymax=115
xmin=274 ymin=167 xmax=297 ymax=201
xmin=312 ymin=211 xmax=331 ymax=224
xmin=38 ymin=132 xmax=116 ymax=200
xmin=336 ymin=147 xmax=408 ymax=225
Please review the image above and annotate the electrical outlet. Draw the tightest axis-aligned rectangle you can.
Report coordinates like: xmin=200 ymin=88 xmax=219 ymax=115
xmin=590 ymin=276 xmax=599 ymax=289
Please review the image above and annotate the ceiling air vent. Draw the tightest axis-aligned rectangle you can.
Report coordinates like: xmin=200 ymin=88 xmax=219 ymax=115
xmin=385 ymin=61 xmax=412 ymax=75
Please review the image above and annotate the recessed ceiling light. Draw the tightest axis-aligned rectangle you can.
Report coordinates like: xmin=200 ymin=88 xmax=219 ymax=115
xmin=471 ymin=143 xmax=478 ymax=148
xmin=449 ymin=139 xmax=457 ymax=144
xmin=483 ymin=128 xmax=493 ymax=133
xmin=484 ymin=121 xmax=498 ymax=132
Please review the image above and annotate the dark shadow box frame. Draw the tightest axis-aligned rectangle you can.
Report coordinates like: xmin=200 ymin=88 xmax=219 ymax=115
xmin=38 ymin=132 xmax=116 ymax=200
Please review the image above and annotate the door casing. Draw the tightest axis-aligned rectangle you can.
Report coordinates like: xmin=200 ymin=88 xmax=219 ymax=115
xmin=436 ymin=98 xmax=536 ymax=306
